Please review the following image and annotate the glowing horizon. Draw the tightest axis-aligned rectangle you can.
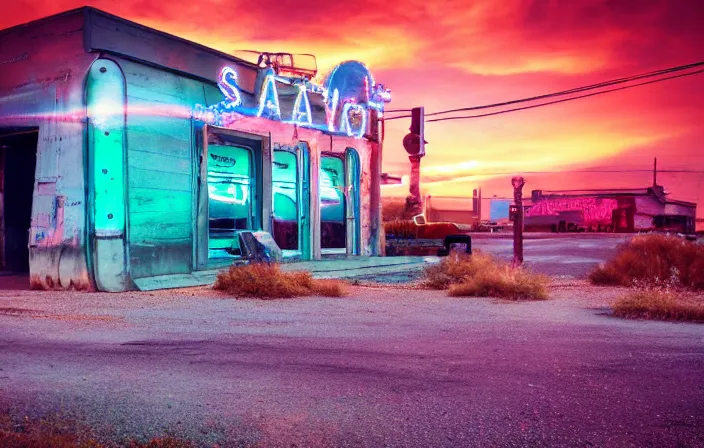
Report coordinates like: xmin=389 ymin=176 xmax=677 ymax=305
xmin=2 ymin=0 xmax=702 ymax=219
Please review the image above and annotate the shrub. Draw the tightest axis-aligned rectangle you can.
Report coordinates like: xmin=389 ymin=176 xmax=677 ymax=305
xmin=424 ymin=252 xmax=549 ymax=300
xmin=214 ymin=263 xmax=348 ymax=299
xmin=309 ymin=279 xmax=348 ymax=297
xmin=424 ymin=252 xmax=496 ymax=289
xmin=449 ymin=269 xmax=549 ymax=301
xmin=612 ymin=290 xmax=704 ymax=322
xmin=589 ymin=235 xmax=704 ymax=290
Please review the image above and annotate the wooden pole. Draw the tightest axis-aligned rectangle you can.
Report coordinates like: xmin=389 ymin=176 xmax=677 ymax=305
xmin=406 ymin=155 xmax=423 ymax=216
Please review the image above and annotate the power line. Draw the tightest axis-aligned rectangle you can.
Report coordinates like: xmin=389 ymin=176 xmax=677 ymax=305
xmin=421 ymin=169 xmax=704 ymax=181
xmin=426 ymin=69 xmax=703 ymax=123
xmin=426 ymin=61 xmax=703 ymax=117
xmin=434 ymin=169 xmax=704 ymax=175
xmin=384 ymin=61 xmax=704 ymax=122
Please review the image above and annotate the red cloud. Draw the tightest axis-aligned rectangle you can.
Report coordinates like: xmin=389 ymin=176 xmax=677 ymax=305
xmin=3 ymin=0 xmax=703 ymax=218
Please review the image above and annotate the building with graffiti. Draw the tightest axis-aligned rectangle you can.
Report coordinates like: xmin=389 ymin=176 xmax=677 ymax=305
xmin=0 ymin=7 xmax=391 ymax=291
xmin=525 ymin=186 xmax=697 ymax=234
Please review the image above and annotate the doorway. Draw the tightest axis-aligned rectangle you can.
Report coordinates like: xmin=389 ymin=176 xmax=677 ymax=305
xmin=0 ymin=129 xmax=38 ymax=274
xmin=319 ymin=150 xmax=362 ymax=256
xmin=271 ymin=142 xmax=311 ymax=259
xmin=196 ymin=126 xmax=266 ymax=268
xmin=320 ymin=153 xmax=346 ymax=251
xmin=345 ymin=148 xmax=361 ymax=255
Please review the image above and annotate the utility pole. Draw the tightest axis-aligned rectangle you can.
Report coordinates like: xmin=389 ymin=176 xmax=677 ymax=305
xmin=511 ymin=176 xmax=525 ymax=267
xmin=403 ymin=107 xmax=427 ymax=216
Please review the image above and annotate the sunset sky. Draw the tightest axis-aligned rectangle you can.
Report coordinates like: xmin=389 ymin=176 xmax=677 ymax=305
xmin=3 ymin=0 xmax=703 ymax=219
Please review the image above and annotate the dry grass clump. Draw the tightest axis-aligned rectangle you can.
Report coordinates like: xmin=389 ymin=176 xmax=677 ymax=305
xmin=424 ymin=252 xmax=496 ymax=289
xmin=424 ymin=252 xmax=549 ymax=300
xmin=612 ymin=290 xmax=704 ymax=323
xmin=214 ymin=263 xmax=348 ymax=299
xmin=309 ymin=279 xmax=348 ymax=297
xmin=0 ymin=412 xmax=193 ymax=447
xmin=589 ymin=234 xmax=704 ymax=290
xmin=448 ymin=269 xmax=549 ymax=301
xmin=129 ymin=437 xmax=194 ymax=448
xmin=0 ymin=411 xmax=95 ymax=448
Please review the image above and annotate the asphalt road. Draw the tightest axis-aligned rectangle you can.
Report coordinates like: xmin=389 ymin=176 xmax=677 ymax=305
xmin=360 ymin=234 xmax=631 ymax=283
xmin=470 ymin=233 xmax=630 ymax=278
xmin=1 ymin=281 xmax=703 ymax=447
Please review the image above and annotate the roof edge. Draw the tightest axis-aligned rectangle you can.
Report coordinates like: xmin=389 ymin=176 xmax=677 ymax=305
xmin=82 ymin=7 xmax=257 ymax=69
xmin=0 ymin=7 xmax=87 ymax=36
xmin=1 ymin=6 xmax=258 ymax=70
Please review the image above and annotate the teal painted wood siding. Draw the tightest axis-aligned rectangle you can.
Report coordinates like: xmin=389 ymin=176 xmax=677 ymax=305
xmin=117 ymin=58 xmax=209 ymax=279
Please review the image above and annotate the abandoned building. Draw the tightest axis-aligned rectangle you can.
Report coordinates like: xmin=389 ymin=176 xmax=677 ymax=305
xmin=0 ymin=7 xmax=391 ymax=291
xmin=525 ymin=186 xmax=697 ymax=234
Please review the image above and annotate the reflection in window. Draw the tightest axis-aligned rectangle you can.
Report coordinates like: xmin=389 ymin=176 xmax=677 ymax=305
xmin=320 ymin=155 xmax=346 ymax=249
xmin=207 ymin=144 xmax=253 ymax=257
xmin=272 ymin=149 xmax=299 ymax=250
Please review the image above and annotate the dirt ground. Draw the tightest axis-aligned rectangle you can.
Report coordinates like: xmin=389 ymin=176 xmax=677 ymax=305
xmin=2 ymin=280 xmax=703 ymax=447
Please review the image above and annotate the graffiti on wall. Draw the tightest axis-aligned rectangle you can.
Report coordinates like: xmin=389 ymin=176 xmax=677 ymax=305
xmin=525 ymin=197 xmax=619 ymax=225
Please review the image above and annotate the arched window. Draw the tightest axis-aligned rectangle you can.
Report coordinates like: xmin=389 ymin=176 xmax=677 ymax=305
xmin=272 ymin=149 xmax=299 ymax=250
xmin=320 ymin=154 xmax=346 ymax=249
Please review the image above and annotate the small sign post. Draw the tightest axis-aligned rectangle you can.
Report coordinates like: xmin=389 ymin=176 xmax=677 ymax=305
xmin=511 ymin=176 xmax=526 ymax=267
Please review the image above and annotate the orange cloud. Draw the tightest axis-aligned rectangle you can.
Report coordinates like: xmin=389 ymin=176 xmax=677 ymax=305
xmin=2 ymin=0 xmax=703 ymax=219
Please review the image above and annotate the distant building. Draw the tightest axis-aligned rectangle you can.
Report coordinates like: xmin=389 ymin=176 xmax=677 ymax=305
xmin=525 ymin=186 xmax=697 ymax=234
xmin=489 ymin=199 xmax=512 ymax=223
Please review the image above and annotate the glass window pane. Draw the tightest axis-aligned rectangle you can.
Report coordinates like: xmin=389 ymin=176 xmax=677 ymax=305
xmin=207 ymin=144 xmax=252 ymax=257
xmin=272 ymin=149 xmax=299 ymax=250
xmin=320 ymin=155 xmax=345 ymax=248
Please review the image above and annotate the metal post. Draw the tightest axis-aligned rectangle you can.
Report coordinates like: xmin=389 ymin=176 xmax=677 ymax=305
xmin=512 ymin=176 xmax=525 ymax=267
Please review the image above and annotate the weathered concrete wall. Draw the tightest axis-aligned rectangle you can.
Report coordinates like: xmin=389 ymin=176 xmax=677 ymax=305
xmin=0 ymin=11 xmax=97 ymax=290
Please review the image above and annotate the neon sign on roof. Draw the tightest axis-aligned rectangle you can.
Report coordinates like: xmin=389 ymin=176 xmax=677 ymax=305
xmin=193 ymin=61 xmax=391 ymax=138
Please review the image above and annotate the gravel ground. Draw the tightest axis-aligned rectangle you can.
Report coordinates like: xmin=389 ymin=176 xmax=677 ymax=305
xmin=2 ymin=281 xmax=704 ymax=447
